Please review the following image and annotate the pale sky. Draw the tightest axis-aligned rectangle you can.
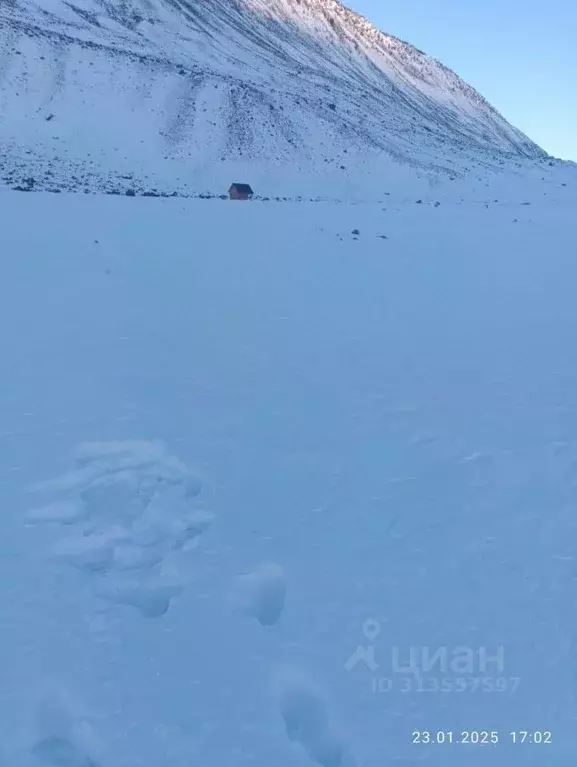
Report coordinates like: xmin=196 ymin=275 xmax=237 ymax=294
xmin=347 ymin=0 xmax=576 ymax=161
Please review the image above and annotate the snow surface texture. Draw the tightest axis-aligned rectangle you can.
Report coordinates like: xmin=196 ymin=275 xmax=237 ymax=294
xmin=0 ymin=0 xmax=550 ymax=197
xmin=2 ymin=181 xmax=577 ymax=765
xmin=27 ymin=440 xmax=208 ymax=618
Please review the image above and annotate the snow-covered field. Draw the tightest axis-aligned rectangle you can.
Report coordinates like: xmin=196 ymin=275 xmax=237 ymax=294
xmin=1 ymin=186 xmax=577 ymax=766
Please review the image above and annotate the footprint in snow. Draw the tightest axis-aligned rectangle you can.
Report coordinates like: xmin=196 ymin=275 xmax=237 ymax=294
xmin=32 ymin=737 xmax=101 ymax=767
xmin=230 ymin=563 xmax=287 ymax=626
xmin=98 ymin=577 xmax=184 ymax=618
xmin=31 ymin=689 xmax=102 ymax=767
xmin=273 ymin=667 xmax=355 ymax=767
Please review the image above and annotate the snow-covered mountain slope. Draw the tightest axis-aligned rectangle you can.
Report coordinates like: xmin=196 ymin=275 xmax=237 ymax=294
xmin=1 ymin=188 xmax=577 ymax=766
xmin=0 ymin=0 xmax=548 ymax=195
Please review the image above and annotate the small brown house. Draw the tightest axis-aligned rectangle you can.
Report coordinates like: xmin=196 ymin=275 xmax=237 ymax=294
xmin=228 ymin=183 xmax=254 ymax=200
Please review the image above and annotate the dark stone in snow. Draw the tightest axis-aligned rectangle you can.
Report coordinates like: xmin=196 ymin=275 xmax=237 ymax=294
xmin=125 ymin=189 xmax=136 ymax=196
xmin=351 ymin=229 xmax=360 ymax=235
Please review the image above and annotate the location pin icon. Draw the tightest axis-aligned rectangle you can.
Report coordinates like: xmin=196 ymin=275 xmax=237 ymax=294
xmin=362 ymin=618 xmax=381 ymax=642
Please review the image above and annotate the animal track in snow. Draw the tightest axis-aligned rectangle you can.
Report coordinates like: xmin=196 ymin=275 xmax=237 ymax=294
xmin=27 ymin=440 xmax=212 ymax=616
xmin=231 ymin=563 xmax=287 ymax=626
xmin=273 ymin=668 xmax=355 ymax=767
xmin=32 ymin=737 xmax=100 ymax=767
xmin=98 ymin=577 xmax=184 ymax=619
xmin=31 ymin=688 xmax=102 ymax=767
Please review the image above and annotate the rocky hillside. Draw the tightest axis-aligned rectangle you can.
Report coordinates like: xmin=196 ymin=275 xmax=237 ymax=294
xmin=0 ymin=0 xmax=547 ymax=195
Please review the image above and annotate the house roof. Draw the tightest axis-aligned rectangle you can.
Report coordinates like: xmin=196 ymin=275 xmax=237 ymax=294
xmin=229 ymin=183 xmax=254 ymax=194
